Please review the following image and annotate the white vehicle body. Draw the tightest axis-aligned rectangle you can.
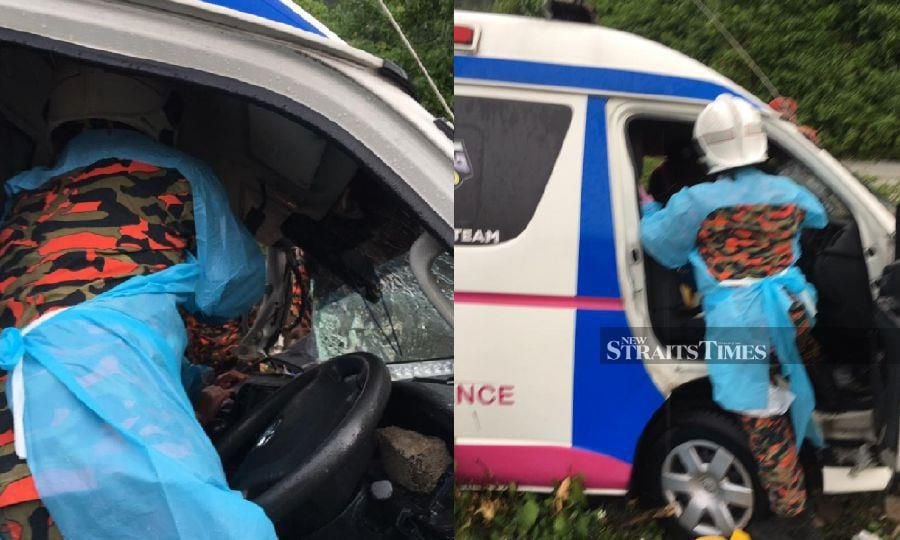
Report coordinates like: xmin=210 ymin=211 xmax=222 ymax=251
xmin=454 ymin=10 xmax=897 ymax=516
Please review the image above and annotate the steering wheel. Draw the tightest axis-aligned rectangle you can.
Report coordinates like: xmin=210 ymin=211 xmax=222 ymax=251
xmin=215 ymin=352 xmax=391 ymax=527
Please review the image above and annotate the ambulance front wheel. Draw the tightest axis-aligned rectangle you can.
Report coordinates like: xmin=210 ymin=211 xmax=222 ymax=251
xmin=638 ymin=409 xmax=770 ymax=539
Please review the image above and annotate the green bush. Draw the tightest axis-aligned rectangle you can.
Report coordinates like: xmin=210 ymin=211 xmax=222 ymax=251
xmin=467 ymin=0 xmax=900 ymax=159
xmin=455 ymin=476 xmax=665 ymax=539
xmin=295 ymin=0 xmax=453 ymax=118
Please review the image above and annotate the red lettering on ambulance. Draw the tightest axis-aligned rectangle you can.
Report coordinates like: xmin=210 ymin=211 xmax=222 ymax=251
xmin=456 ymin=384 xmax=475 ymax=405
xmin=456 ymin=383 xmax=516 ymax=406
xmin=477 ymin=385 xmax=496 ymax=405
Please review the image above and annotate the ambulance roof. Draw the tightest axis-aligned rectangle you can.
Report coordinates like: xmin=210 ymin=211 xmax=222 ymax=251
xmin=199 ymin=0 xmax=334 ymax=38
xmin=455 ymin=11 xmax=769 ymax=110
xmin=134 ymin=0 xmax=380 ymax=68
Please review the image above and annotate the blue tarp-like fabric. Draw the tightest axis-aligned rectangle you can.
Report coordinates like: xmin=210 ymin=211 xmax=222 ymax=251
xmin=640 ymin=167 xmax=828 ymax=446
xmin=0 ymin=130 xmax=275 ymax=538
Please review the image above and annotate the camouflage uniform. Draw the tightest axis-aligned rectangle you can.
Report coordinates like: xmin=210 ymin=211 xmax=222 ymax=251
xmin=697 ymin=202 xmax=817 ymax=517
xmin=182 ymin=248 xmax=311 ymax=369
xmin=0 ymin=157 xmax=194 ymax=538
xmin=0 ymin=374 xmax=59 ymax=540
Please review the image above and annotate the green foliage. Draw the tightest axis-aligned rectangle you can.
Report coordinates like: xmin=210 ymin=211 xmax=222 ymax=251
xmin=454 ymin=478 xmax=895 ymax=540
xmin=469 ymin=0 xmax=900 ymax=159
xmin=489 ymin=0 xmax=544 ymax=14
xmin=454 ymin=476 xmax=665 ymax=539
xmin=856 ymin=173 xmax=900 ymax=211
xmin=294 ymin=0 xmax=452 ymax=118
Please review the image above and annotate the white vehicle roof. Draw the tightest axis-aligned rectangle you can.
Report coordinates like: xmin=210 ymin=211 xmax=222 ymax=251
xmin=191 ymin=0 xmax=339 ymax=40
xmin=455 ymin=11 xmax=769 ymax=111
xmin=135 ymin=0 xmax=376 ymax=66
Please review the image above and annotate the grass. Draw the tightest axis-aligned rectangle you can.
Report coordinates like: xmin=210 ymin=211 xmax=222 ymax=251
xmin=455 ymin=476 xmax=899 ymax=539
xmin=814 ymin=492 xmax=899 ymax=540
xmin=455 ymin=476 xmax=665 ymax=540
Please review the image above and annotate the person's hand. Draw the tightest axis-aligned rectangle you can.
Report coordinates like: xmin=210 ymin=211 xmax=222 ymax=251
xmin=214 ymin=369 xmax=249 ymax=389
xmin=195 ymin=370 xmax=247 ymax=425
xmin=638 ymin=185 xmax=654 ymax=204
xmin=196 ymin=385 xmax=233 ymax=425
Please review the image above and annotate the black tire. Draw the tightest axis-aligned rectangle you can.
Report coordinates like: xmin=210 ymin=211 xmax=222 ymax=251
xmin=637 ymin=408 xmax=771 ymax=539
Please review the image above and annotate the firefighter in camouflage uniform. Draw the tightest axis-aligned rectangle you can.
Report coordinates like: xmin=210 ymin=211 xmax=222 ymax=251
xmin=640 ymin=94 xmax=826 ymax=539
xmin=0 ymin=155 xmax=195 ymax=538
xmin=0 ymin=64 xmax=273 ymax=539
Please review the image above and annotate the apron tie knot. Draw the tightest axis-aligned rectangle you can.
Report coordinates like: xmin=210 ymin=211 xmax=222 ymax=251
xmin=0 ymin=328 xmax=24 ymax=371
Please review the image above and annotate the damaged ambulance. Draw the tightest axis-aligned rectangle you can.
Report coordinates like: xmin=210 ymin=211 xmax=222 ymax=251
xmin=454 ymin=8 xmax=899 ymax=539
xmin=0 ymin=0 xmax=453 ymax=538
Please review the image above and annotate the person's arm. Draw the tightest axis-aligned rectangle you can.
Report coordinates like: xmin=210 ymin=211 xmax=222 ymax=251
xmin=186 ymin=162 xmax=266 ymax=320
xmin=640 ymin=186 xmax=707 ymax=269
xmin=792 ymin=182 xmax=828 ymax=230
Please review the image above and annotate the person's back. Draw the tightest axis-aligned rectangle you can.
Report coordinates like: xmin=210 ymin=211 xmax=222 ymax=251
xmin=686 ymin=171 xmax=819 ymax=282
xmin=0 ymin=152 xmax=199 ymax=536
xmin=639 ymin=95 xmax=826 ymax=539
xmin=0 ymin=157 xmax=194 ymax=329
xmin=0 ymin=64 xmax=275 ymax=539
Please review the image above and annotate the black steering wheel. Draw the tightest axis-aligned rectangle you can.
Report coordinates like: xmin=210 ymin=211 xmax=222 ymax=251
xmin=215 ymin=353 xmax=391 ymax=528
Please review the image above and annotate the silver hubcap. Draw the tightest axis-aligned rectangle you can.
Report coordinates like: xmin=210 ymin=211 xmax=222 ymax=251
xmin=661 ymin=440 xmax=754 ymax=537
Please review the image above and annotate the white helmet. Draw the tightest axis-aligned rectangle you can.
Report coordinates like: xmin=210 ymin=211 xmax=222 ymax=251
xmin=693 ymin=94 xmax=767 ymax=174
xmin=46 ymin=63 xmax=174 ymax=140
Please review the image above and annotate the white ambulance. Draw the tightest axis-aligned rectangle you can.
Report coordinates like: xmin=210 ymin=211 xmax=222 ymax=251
xmin=454 ymin=9 xmax=899 ymax=537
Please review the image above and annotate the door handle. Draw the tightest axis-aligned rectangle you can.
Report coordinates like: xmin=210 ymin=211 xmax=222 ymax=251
xmin=626 ymin=245 xmax=645 ymax=296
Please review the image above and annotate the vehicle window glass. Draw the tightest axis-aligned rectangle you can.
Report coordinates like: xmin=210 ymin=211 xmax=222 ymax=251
xmin=454 ymin=96 xmax=572 ymax=245
xmin=312 ymin=253 xmax=453 ymax=363
xmin=626 ymin=116 xmax=852 ymax=223
xmin=763 ymin=144 xmax=852 ymax=221
xmin=626 ymin=117 xmax=701 ymax=210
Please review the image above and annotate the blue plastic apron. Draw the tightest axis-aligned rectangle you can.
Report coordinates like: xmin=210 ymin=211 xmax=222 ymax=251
xmin=0 ymin=130 xmax=275 ymax=539
xmin=640 ymin=168 xmax=828 ymax=446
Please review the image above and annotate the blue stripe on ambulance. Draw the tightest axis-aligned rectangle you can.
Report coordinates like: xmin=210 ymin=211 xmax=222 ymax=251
xmin=200 ymin=0 xmax=327 ymax=37
xmin=577 ymin=96 xmax=619 ymax=299
xmin=454 ymin=56 xmax=757 ymax=105
xmin=573 ymin=96 xmax=663 ymax=464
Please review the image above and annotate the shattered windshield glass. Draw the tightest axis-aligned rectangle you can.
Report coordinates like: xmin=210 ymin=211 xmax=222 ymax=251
xmin=312 ymin=252 xmax=453 ymax=363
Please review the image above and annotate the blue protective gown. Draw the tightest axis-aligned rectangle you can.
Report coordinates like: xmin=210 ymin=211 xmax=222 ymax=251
xmin=0 ymin=130 xmax=276 ymax=539
xmin=640 ymin=167 xmax=827 ymax=446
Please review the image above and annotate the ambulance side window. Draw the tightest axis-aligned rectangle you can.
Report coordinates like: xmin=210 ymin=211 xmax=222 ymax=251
xmin=454 ymin=96 xmax=572 ymax=245
xmin=625 ymin=116 xmax=850 ymax=223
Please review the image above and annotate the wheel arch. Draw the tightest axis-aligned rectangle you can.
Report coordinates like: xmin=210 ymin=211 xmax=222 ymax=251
xmin=627 ymin=375 xmax=822 ymax=497
xmin=628 ymin=376 xmax=717 ymax=495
